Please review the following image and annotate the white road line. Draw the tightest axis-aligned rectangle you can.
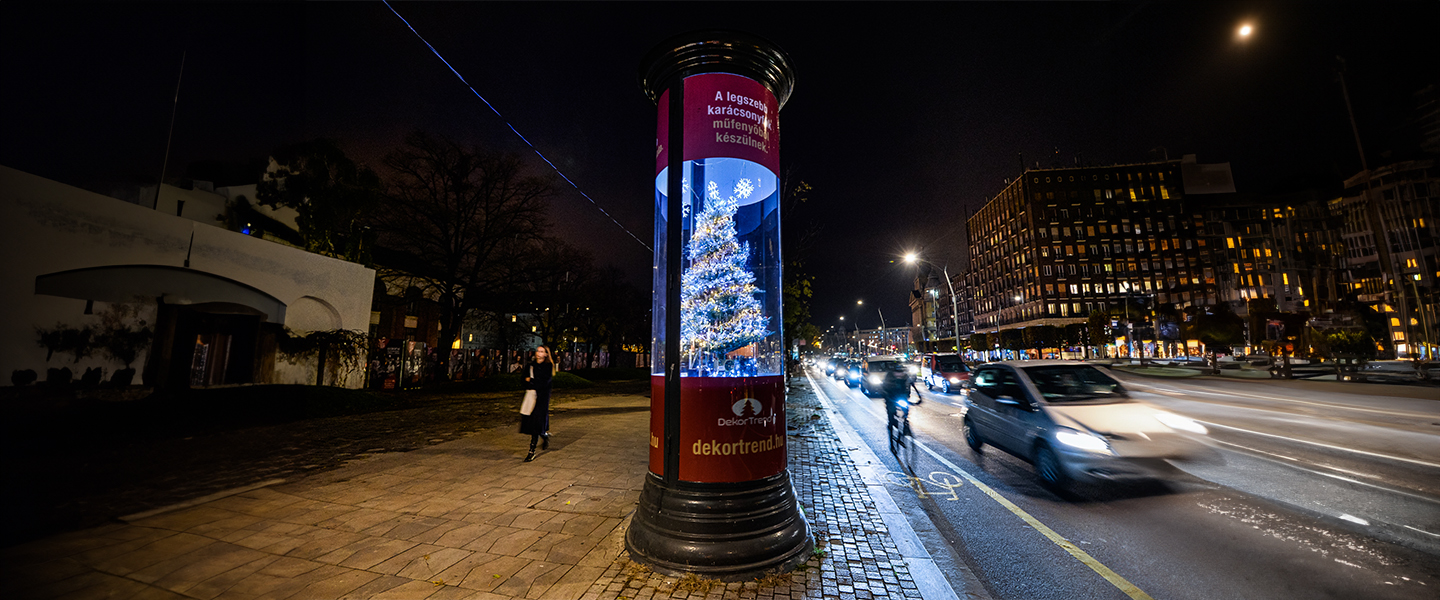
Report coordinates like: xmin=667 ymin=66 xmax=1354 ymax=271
xmin=816 ymin=373 xmax=1155 ymax=600
xmin=1211 ymin=439 xmax=1440 ymax=506
xmin=1200 ymin=421 xmax=1440 ymax=469
xmin=1132 ymin=381 xmax=1436 ymax=419
xmin=1404 ymin=525 xmax=1440 ymax=538
xmin=805 ymin=372 xmax=963 ymax=600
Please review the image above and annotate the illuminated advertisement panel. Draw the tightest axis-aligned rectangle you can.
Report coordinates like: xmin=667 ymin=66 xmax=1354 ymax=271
xmin=652 ymin=73 xmax=784 ymax=483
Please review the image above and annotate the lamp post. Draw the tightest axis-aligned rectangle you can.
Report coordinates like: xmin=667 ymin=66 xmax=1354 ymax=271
xmin=904 ymin=253 xmax=962 ymax=355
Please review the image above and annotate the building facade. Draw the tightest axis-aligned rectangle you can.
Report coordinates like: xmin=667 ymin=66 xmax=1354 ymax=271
xmin=964 ymin=158 xmax=1227 ymax=342
xmin=1336 ymin=160 xmax=1438 ymax=358
xmin=1 ymin=165 xmax=375 ymax=389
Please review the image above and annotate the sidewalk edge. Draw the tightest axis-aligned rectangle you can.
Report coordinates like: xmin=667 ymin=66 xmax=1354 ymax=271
xmin=805 ymin=372 xmax=974 ymax=600
xmin=118 ymin=478 xmax=287 ymax=523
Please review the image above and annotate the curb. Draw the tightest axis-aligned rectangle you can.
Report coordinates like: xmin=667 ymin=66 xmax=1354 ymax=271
xmin=806 ymin=372 xmax=976 ymax=600
xmin=118 ymin=478 xmax=286 ymax=523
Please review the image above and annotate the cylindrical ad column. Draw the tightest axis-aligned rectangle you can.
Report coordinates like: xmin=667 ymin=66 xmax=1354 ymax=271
xmin=629 ymin=30 xmax=810 ymax=579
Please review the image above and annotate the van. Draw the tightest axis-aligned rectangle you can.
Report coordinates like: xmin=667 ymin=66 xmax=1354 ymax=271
xmin=921 ymin=353 xmax=971 ymax=394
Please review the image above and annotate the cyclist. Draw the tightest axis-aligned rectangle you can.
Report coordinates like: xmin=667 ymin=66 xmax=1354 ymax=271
xmin=882 ymin=362 xmax=919 ymax=453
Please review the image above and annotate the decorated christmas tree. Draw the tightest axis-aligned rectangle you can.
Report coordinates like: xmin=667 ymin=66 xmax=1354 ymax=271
xmin=681 ymin=178 xmax=769 ymax=372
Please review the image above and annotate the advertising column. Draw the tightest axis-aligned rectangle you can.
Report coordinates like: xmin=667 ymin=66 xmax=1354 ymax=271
xmin=628 ymin=30 xmax=810 ymax=579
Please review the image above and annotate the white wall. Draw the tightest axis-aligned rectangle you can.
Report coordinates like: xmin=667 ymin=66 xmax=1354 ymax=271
xmin=0 ymin=165 xmax=376 ymax=388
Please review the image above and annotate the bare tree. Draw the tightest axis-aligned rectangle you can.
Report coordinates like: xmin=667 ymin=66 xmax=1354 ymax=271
xmin=373 ymin=131 xmax=552 ymax=379
xmin=255 ymin=138 xmax=382 ymax=261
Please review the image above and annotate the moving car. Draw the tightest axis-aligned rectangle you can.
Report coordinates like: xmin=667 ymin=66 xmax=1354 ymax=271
xmin=959 ymin=360 xmax=1209 ymax=491
xmin=843 ymin=359 xmax=863 ymax=387
xmin=921 ymin=353 xmax=971 ymax=394
xmin=823 ymin=356 xmax=840 ymax=375
xmin=858 ymin=356 xmax=902 ymax=397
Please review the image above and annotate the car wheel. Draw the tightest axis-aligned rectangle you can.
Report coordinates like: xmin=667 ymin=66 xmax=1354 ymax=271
xmin=962 ymin=417 xmax=983 ymax=453
xmin=1034 ymin=443 xmax=1069 ymax=492
xmin=926 ymin=378 xmax=935 ymax=391
xmin=941 ymin=380 xmax=951 ymax=394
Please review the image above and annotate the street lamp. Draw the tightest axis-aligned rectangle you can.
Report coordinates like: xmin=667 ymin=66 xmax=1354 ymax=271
xmin=903 ymin=253 xmax=961 ymax=356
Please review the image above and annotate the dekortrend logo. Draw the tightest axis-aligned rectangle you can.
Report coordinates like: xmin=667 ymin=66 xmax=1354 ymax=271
xmin=719 ymin=398 xmax=774 ymax=427
xmin=732 ymin=398 xmax=764 ymax=417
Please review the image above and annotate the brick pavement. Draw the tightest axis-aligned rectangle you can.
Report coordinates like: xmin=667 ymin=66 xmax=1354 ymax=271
xmin=2 ymin=382 xmax=965 ymax=600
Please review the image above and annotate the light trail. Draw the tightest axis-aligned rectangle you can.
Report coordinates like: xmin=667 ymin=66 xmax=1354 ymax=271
xmin=381 ymin=0 xmax=651 ymax=252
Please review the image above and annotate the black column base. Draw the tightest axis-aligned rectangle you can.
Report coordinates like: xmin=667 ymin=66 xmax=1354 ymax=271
xmin=625 ymin=471 xmax=813 ymax=581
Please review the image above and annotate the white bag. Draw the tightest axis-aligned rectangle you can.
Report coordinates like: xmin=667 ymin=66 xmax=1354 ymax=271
xmin=520 ymin=366 xmax=537 ymax=416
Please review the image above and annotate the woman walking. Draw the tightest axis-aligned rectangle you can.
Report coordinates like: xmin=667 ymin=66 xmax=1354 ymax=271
xmin=520 ymin=345 xmax=554 ymax=462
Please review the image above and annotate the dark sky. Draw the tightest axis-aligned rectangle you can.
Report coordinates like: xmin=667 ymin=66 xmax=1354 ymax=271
xmin=3 ymin=1 xmax=1436 ymax=335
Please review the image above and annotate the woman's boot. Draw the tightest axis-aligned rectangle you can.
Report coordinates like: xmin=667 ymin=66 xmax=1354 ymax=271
xmin=524 ymin=437 xmax=538 ymax=462
xmin=541 ymin=433 xmax=550 ymax=450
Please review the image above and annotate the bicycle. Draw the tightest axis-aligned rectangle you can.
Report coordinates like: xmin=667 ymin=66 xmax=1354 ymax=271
xmin=887 ymin=388 xmax=916 ymax=457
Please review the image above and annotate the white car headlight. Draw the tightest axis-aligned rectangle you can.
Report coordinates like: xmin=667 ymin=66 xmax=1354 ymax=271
xmin=1155 ymin=412 xmax=1208 ymax=434
xmin=948 ymin=377 xmax=961 ymax=383
xmin=1055 ymin=429 xmax=1111 ymax=453
xmin=868 ymin=374 xmax=884 ymax=384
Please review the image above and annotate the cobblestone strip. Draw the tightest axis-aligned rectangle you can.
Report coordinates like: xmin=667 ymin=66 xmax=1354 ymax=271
xmin=580 ymin=381 xmax=925 ymax=600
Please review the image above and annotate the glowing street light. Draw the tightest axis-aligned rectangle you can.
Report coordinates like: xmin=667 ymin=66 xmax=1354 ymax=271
xmin=902 ymin=251 xmax=961 ymax=354
xmin=1238 ymin=24 xmax=1253 ymax=37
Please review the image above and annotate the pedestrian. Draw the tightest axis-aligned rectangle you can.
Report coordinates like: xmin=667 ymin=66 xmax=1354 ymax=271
xmin=520 ymin=345 xmax=555 ymax=462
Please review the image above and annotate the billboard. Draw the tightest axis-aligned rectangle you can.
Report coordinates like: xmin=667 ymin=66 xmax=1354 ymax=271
xmin=651 ymin=73 xmax=785 ymax=483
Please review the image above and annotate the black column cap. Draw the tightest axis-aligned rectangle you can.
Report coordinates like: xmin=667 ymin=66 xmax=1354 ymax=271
xmin=639 ymin=30 xmax=796 ymax=108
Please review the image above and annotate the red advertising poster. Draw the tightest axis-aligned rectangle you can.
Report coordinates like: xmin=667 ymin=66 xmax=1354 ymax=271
xmin=682 ymin=73 xmax=780 ymax=174
xmin=646 ymin=71 xmax=787 ymax=484
xmin=652 ymin=375 xmax=786 ymax=482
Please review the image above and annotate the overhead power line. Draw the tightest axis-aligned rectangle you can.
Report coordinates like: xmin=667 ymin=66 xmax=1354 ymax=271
xmin=381 ymin=0 xmax=652 ymax=252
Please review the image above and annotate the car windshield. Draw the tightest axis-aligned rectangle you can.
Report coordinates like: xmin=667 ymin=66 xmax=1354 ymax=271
xmin=937 ymin=359 xmax=967 ymax=372
xmin=867 ymin=360 xmax=898 ymax=372
xmin=1021 ymin=365 xmax=1126 ymax=402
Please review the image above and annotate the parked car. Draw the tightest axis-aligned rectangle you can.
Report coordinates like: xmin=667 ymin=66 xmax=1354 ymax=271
xmin=921 ymin=353 xmax=971 ymax=394
xmin=959 ymin=360 xmax=1210 ymax=491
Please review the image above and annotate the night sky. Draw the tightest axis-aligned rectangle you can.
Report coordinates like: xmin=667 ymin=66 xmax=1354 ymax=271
xmin=3 ymin=1 xmax=1435 ymax=337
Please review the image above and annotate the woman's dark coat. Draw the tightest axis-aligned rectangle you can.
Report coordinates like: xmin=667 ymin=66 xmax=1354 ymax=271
xmin=519 ymin=361 xmax=553 ymax=435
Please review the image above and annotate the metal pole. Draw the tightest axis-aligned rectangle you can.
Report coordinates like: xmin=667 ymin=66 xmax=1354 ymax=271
xmin=943 ymin=265 xmax=960 ymax=354
xmin=153 ymin=50 xmax=186 ymax=210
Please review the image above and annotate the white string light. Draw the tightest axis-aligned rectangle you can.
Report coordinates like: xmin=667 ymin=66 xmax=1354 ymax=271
xmin=382 ymin=0 xmax=651 ymax=252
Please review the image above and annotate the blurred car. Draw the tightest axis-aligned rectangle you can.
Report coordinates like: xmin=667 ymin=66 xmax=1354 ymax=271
xmin=858 ymin=356 xmax=902 ymax=397
xmin=921 ymin=353 xmax=971 ymax=394
xmin=959 ymin=360 xmax=1209 ymax=491
xmin=844 ymin=360 xmax=863 ymax=387
xmin=823 ymin=357 xmax=840 ymax=375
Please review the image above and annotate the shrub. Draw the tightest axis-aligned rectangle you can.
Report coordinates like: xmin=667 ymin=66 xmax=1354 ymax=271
xmin=11 ymin=369 xmax=37 ymax=387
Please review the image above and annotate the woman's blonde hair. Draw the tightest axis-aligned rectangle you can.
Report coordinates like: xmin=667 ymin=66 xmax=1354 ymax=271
xmin=534 ymin=345 xmax=555 ymax=375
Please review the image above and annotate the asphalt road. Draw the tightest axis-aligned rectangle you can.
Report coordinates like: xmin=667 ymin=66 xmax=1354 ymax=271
xmin=805 ymin=367 xmax=1440 ymax=600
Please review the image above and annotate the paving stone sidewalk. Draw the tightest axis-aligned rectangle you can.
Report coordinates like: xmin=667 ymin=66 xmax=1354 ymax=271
xmin=2 ymin=384 xmax=939 ymax=600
